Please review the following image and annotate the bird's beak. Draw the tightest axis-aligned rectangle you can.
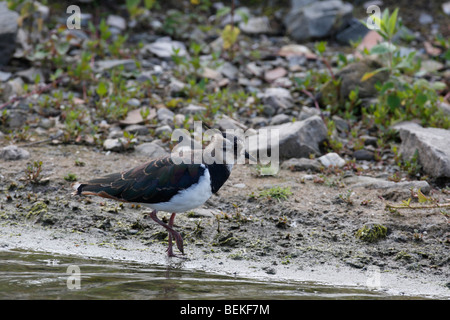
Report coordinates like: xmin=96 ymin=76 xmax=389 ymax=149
xmin=244 ymin=151 xmax=257 ymax=163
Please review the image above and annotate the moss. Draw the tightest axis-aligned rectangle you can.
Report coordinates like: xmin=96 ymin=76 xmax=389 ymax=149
xmin=355 ymin=224 xmax=387 ymax=243
xmin=214 ymin=233 xmax=242 ymax=247
xmin=26 ymin=202 xmax=48 ymax=219
xmin=395 ymin=251 xmax=412 ymax=261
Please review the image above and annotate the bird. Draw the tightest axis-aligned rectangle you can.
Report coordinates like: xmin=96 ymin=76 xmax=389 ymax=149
xmin=72 ymin=131 xmax=255 ymax=258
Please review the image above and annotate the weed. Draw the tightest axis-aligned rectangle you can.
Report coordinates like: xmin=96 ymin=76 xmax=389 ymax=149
xmin=258 ymin=186 xmax=292 ymax=202
xmin=24 ymin=160 xmax=44 ymax=184
xmin=64 ymin=173 xmax=78 ymax=182
xmin=338 ymin=189 xmax=354 ymax=205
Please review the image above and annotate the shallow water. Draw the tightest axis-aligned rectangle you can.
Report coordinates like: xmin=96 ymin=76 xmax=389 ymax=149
xmin=0 ymin=249 xmax=420 ymax=300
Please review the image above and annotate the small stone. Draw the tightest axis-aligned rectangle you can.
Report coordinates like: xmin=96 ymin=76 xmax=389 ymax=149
xmin=181 ymin=104 xmax=207 ymax=115
xmin=202 ymin=67 xmax=222 ymax=80
xmin=0 ymin=145 xmax=30 ymax=160
xmin=144 ymin=38 xmax=187 ymax=58
xmin=331 ymin=115 xmax=349 ymax=132
xmin=360 ymin=135 xmax=378 ymax=147
xmin=216 ymin=115 xmax=247 ymax=131
xmin=218 ymin=62 xmax=239 ymax=80
xmin=174 ymin=114 xmax=187 ymax=127
xmin=318 ymin=152 xmax=346 ymax=168
xmin=124 ymin=124 xmax=149 ymax=136
xmin=278 ymin=44 xmax=316 ymax=59
xmin=298 ymin=106 xmax=320 ymax=120
xmin=281 ymin=158 xmax=322 ymax=172
xmin=103 ymin=138 xmax=123 ymax=152
xmin=239 ymin=16 xmax=273 ymax=34
xmin=127 ymin=98 xmax=141 ymax=108
xmin=6 ymin=110 xmax=27 ymax=128
xmin=263 ymin=87 xmax=293 ymax=111
xmin=264 ymin=67 xmax=288 ymax=82
xmin=353 ymin=149 xmax=375 ymax=161
xmin=106 ymin=14 xmax=126 ymax=30
xmin=154 ymin=125 xmax=173 ymax=136
xmin=134 ymin=142 xmax=168 ymax=158
xmin=443 ymin=2 xmax=450 ymax=15
xmin=95 ymin=59 xmax=137 ymax=72
xmin=38 ymin=118 xmax=55 ymax=129
xmin=418 ymin=13 xmax=433 ymax=25
xmin=0 ymin=71 xmax=11 ymax=82
xmin=157 ymin=107 xmax=175 ymax=123
xmin=2 ymin=77 xmax=25 ymax=101
xmin=246 ymin=62 xmax=263 ymax=77
xmin=120 ymin=107 xmax=156 ymax=125
xmin=270 ymin=114 xmax=291 ymax=125
xmin=169 ymin=78 xmax=186 ymax=94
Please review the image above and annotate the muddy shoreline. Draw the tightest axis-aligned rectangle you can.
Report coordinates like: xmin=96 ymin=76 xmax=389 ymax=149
xmin=0 ymin=144 xmax=449 ymax=299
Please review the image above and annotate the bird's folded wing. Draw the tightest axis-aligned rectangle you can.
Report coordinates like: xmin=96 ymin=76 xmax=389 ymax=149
xmin=74 ymin=156 xmax=204 ymax=204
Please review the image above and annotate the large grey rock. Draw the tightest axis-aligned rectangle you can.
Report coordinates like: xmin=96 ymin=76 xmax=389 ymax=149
xmin=0 ymin=145 xmax=30 ymax=160
xmin=284 ymin=0 xmax=353 ymax=42
xmin=0 ymin=2 xmax=19 ymax=66
xmin=248 ymin=115 xmax=328 ymax=159
xmin=393 ymin=122 xmax=450 ymax=179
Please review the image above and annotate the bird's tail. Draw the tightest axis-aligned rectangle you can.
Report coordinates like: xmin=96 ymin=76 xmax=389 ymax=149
xmin=71 ymin=173 xmax=125 ymax=201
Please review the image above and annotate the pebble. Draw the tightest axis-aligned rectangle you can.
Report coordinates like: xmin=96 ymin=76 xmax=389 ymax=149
xmin=134 ymin=142 xmax=168 ymax=158
xmin=144 ymin=38 xmax=187 ymax=58
xmin=0 ymin=145 xmax=30 ymax=160
xmin=318 ymin=153 xmax=346 ymax=168
xmin=264 ymin=67 xmax=288 ymax=82
xmin=124 ymin=124 xmax=149 ymax=136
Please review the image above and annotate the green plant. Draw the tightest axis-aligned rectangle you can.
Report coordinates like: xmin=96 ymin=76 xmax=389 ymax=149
xmin=64 ymin=173 xmax=78 ymax=182
xmin=361 ymin=7 xmax=450 ymax=146
xmin=338 ymin=189 xmax=354 ymax=205
xmin=393 ymin=147 xmax=422 ymax=177
xmin=258 ymin=186 xmax=292 ymax=202
xmin=24 ymin=160 xmax=44 ymax=184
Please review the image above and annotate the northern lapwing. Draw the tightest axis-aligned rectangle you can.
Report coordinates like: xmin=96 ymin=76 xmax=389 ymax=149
xmin=72 ymin=131 xmax=255 ymax=257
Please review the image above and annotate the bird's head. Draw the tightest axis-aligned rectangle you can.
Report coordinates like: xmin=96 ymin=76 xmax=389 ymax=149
xmin=204 ymin=131 xmax=255 ymax=167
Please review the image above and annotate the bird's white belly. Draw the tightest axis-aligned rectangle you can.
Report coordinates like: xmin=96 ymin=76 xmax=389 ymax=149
xmin=145 ymin=168 xmax=213 ymax=213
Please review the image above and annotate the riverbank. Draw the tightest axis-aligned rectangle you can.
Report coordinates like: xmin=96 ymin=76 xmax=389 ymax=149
xmin=0 ymin=144 xmax=449 ymax=299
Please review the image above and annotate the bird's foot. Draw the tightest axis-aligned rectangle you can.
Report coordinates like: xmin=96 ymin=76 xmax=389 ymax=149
xmin=168 ymin=229 xmax=184 ymax=255
xmin=167 ymin=232 xmax=186 ymax=258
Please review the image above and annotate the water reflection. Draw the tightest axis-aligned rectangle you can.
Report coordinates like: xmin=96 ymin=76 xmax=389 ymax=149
xmin=0 ymin=249 xmax=416 ymax=299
